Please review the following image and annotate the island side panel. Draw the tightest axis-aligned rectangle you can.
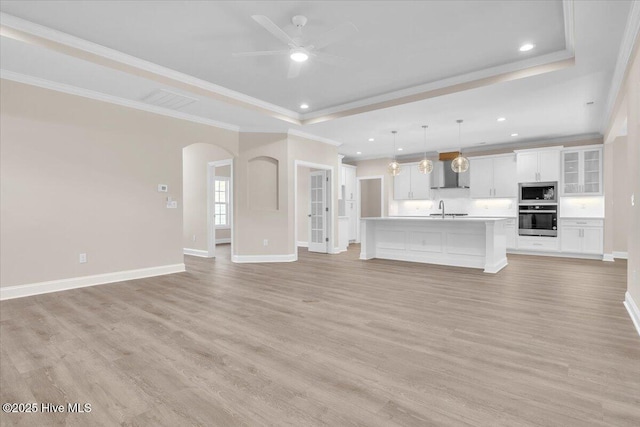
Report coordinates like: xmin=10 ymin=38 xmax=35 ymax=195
xmin=483 ymin=220 xmax=508 ymax=273
xmin=360 ymin=219 xmax=377 ymax=260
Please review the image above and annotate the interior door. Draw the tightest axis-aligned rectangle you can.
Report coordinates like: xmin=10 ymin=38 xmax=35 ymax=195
xmin=308 ymin=170 xmax=328 ymax=253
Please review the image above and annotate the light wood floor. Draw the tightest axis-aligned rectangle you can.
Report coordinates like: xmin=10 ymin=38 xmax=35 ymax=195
xmin=1 ymin=245 xmax=639 ymax=426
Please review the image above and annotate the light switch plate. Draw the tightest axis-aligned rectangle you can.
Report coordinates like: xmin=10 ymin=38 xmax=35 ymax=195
xmin=158 ymin=184 xmax=168 ymax=192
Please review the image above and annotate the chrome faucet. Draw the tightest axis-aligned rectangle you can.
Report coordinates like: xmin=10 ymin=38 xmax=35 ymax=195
xmin=438 ymin=200 xmax=445 ymax=218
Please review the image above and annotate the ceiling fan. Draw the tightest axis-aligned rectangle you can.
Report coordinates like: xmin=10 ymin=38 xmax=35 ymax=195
xmin=233 ymin=15 xmax=358 ymax=78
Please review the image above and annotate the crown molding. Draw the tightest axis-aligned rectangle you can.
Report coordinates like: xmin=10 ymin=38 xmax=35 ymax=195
xmin=0 ymin=70 xmax=241 ymax=131
xmin=0 ymin=12 xmax=301 ymax=125
xmin=302 ymin=2 xmax=575 ymax=125
xmin=602 ymin=0 xmax=640 ymax=131
xmin=287 ymin=129 xmax=343 ymax=147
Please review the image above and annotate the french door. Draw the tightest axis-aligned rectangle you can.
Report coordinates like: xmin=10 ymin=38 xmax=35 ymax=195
xmin=308 ymin=170 xmax=328 ymax=253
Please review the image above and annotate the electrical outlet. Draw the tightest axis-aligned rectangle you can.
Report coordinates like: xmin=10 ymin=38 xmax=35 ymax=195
xmin=263 ymin=239 xmax=268 ymax=247
xmin=192 ymin=235 xmax=196 ymax=242
xmin=79 ymin=253 xmax=87 ymax=264
xmin=166 ymin=201 xmax=178 ymax=208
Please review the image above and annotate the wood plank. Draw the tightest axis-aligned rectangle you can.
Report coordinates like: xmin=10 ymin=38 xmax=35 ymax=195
xmin=1 ymin=245 xmax=638 ymax=426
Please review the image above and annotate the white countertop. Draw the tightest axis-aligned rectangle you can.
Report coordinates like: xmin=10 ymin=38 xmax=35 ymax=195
xmin=362 ymin=216 xmax=507 ymax=222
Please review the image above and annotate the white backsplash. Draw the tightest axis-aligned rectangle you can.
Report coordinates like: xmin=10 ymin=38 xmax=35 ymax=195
xmin=390 ymin=192 xmax=605 ymax=218
xmin=390 ymin=188 xmax=518 ymax=217
xmin=559 ymin=196 xmax=605 ymax=218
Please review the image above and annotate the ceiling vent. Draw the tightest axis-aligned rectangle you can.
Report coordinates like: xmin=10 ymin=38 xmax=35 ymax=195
xmin=141 ymin=89 xmax=198 ymax=110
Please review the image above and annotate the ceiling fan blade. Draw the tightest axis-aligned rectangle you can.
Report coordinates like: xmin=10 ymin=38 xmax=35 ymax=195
xmin=232 ymin=50 xmax=289 ymax=58
xmin=309 ymin=22 xmax=358 ymax=50
xmin=311 ymin=51 xmax=355 ymax=68
xmin=287 ymin=61 xmax=303 ymax=79
xmin=252 ymin=15 xmax=297 ymax=47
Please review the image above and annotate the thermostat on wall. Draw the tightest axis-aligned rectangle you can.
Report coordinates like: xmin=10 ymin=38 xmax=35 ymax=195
xmin=158 ymin=184 xmax=168 ymax=192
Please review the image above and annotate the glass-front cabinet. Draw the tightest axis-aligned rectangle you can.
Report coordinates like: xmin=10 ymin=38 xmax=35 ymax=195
xmin=561 ymin=147 xmax=602 ymax=196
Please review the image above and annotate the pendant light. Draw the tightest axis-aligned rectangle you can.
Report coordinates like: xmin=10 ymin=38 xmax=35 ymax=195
xmin=418 ymin=125 xmax=433 ymax=174
xmin=387 ymin=131 xmax=401 ymax=176
xmin=451 ymin=119 xmax=469 ymax=173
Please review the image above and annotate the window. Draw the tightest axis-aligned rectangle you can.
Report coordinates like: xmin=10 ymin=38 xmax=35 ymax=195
xmin=214 ymin=176 xmax=229 ymax=228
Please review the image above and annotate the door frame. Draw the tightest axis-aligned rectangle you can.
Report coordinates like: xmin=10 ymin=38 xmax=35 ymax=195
xmin=294 ymin=160 xmax=335 ymax=259
xmin=207 ymin=159 xmax=234 ymax=258
xmin=308 ymin=170 xmax=329 ymax=253
xmin=356 ymin=175 xmax=385 ymax=243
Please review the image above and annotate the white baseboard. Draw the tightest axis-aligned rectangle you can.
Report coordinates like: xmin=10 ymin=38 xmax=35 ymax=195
xmin=232 ymin=254 xmax=296 ymax=263
xmin=603 ymin=253 xmax=615 ymax=262
xmin=297 ymin=241 xmax=308 ymax=248
xmin=216 ymin=238 xmax=231 ymax=244
xmin=507 ymin=250 xmax=603 ymax=260
xmin=0 ymin=263 xmax=186 ymax=301
xmin=613 ymin=251 xmax=628 ymax=260
xmin=183 ymin=248 xmax=212 ymax=258
xmin=624 ymin=291 xmax=640 ymax=338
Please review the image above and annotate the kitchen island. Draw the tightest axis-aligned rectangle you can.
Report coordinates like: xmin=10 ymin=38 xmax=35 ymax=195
xmin=360 ymin=217 xmax=508 ymax=273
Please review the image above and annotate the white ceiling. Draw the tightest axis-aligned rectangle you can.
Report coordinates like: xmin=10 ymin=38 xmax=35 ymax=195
xmin=0 ymin=1 xmax=635 ymax=160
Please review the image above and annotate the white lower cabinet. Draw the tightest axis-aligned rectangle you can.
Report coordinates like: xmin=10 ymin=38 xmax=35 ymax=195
xmin=517 ymin=236 xmax=560 ymax=252
xmin=505 ymin=219 xmax=517 ymax=250
xmin=347 ymin=200 xmax=357 ymax=241
xmin=560 ymin=219 xmax=603 ymax=254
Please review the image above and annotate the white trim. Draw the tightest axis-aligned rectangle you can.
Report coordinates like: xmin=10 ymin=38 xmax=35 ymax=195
xmin=507 ymin=249 xmax=603 ymax=260
xmin=294 ymin=160 xmax=336 ymax=260
xmin=0 ymin=12 xmax=299 ymax=122
xmin=183 ymin=248 xmax=212 ymax=258
xmin=207 ymin=159 xmax=234 ymax=259
xmin=624 ymin=292 xmax=640 ymax=338
xmin=613 ymin=251 xmax=629 ymax=259
xmin=0 ymin=263 xmax=186 ymax=301
xmin=216 ymin=238 xmax=231 ymax=244
xmin=231 ymin=254 xmax=296 ymax=263
xmin=0 ymin=70 xmax=240 ymax=131
xmin=602 ymin=0 xmax=640 ymax=131
xmin=287 ymin=129 xmax=342 ymax=147
xmin=603 ymin=253 xmax=615 ymax=262
xmin=297 ymin=241 xmax=309 ymax=248
xmin=303 ymin=49 xmax=574 ymax=123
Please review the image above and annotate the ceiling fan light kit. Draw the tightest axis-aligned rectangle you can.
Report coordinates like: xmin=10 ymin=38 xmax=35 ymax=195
xmin=234 ymin=15 xmax=358 ymax=78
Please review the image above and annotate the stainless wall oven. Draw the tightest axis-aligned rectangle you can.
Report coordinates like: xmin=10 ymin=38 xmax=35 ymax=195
xmin=519 ymin=204 xmax=558 ymax=237
xmin=519 ymin=181 xmax=557 ymax=204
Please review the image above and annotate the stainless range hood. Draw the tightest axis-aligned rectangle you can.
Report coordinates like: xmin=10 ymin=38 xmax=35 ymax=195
xmin=430 ymin=151 xmax=470 ymax=189
xmin=431 ymin=160 xmax=470 ymax=189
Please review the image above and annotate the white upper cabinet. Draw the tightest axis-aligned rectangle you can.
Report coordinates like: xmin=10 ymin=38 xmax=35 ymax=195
xmin=343 ymin=165 xmax=357 ymax=201
xmin=393 ymin=163 xmax=431 ymax=200
xmin=516 ymin=148 xmax=561 ymax=183
xmin=470 ymin=154 xmax=517 ymax=198
xmin=410 ymin=166 xmax=431 ymax=199
xmin=561 ymin=147 xmax=603 ymax=196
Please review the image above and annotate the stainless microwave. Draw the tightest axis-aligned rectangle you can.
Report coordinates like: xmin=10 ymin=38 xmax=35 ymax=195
xmin=519 ymin=181 xmax=557 ymax=204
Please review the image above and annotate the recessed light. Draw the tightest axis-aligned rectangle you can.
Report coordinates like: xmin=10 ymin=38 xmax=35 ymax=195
xmin=300 ymin=103 xmax=309 ymax=109
xmin=398 ymin=148 xmax=403 ymax=151
xmin=497 ymin=117 xmax=506 ymax=122
xmin=356 ymin=151 xmax=362 ymax=155
xmin=519 ymin=43 xmax=535 ymax=52
xmin=511 ymin=133 xmax=519 ymax=137
xmin=368 ymin=138 xmax=374 ymax=142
